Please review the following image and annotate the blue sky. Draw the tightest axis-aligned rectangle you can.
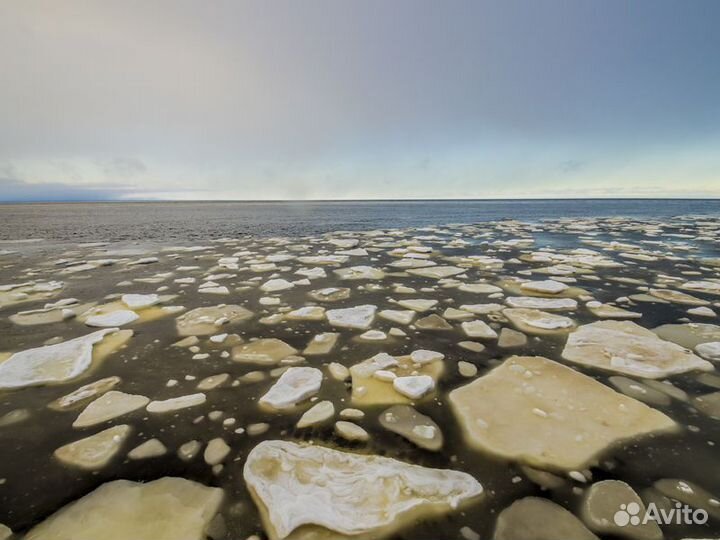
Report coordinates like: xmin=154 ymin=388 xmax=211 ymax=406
xmin=1 ymin=0 xmax=719 ymax=201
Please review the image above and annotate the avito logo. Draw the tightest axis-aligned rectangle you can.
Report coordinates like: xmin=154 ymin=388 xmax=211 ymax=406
xmin=614 ymin=502 xmax=708 ymax=527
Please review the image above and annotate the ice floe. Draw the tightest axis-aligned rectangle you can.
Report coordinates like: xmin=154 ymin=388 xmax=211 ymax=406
xmin=326 ymin=304 xmax=377 ymax=329
xmin=0 ymin=329 xmax=129 ymax=389
xmin=85 ymin=309 xmax=139 ymax=327
xmin=562 ymin=321 xmax=713 ymax=378
xmin=379 ymin=404 xmax=443 ymax=451
xmin=350 ymin=352 xmax=444 ymax=406
xmin=176 ymin=304 xmax=253 ymax=336
xmin=494 ymin=497 xmax=598 ymax=540
xmin=73 ymin=391 xmax=150 ymax=428
xmin=259 ymin=367 xmax=322 ymax=410
xmin=503 ymin=308 xmax=575 ymax=334
xmin=25 ymin=477 xmax=223 ymax=540
xmin=232 ymin=338 xmax=298 ymax=365
xmin=449 ymin=356 xmax=676 ymax=469
xmin=243 ymin=440 xmax=482 ymax=539
xmin=147 ymin=393 xmax=207 ymax=413
xmin=297 ymin=400 xmax=335 ymax=428
xmin=54 ymin=424 xmax=131 ymax=470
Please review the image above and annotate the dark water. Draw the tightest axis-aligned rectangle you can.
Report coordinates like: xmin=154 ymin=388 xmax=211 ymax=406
xmin=1 ymin=205 xmax=719 ymax=539
xmin=1 ymin=199 xmax=719 ymax=242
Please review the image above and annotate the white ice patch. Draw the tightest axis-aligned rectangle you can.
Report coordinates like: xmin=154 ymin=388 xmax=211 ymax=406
xmin=243 ymin=440 xmax=482 ymax=539
xmin=259 ymin=367 xmax=322 ymax=409
xmin=85 ymin=310 xmax=139 ymax=327
xmin=0 ymin=329 xmax=118 ymax=389
xmin=393 ymin=375 xmax=435 ymax=399
xmin=326 ymin=305 xmax=377 ymax=329
xmin=121 ymin=294 xmax=160 ymax=310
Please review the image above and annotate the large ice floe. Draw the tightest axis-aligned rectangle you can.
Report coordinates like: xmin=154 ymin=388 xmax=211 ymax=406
xmin=562 ymin=320 xmax=713 ymax=378
xmin=243 ymin=440 xmax=482 ymax=540
xmin=24 ymin=477 xmax=224 ymax=540
xmin=0 ymin=329 xmax=131 ymax=389
xmin=449 ymin=356 xmax=676 ymax=470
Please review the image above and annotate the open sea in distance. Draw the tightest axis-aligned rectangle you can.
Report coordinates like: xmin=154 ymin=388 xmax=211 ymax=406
xmin=1 ymin=199 xmax=719 ymax=243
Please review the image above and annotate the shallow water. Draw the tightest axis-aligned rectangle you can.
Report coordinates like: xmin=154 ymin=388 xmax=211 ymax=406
xmin=0 ymin=212 xmax=719 ymax=539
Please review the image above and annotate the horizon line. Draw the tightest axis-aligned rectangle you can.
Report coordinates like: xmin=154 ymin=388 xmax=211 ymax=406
xmin=2 ymin=196 xmax=720 ymax=205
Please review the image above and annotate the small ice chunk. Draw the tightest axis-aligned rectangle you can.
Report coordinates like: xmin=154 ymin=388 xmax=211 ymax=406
xmin=85 ymin=310 xmax=139 ymax=327
xmin=297 ymin=400 xmax=335 ymax=428
xmin=410 ymin=350 xmax=445 ymax=364
xmin=397 ymin=299 xmax=438 ymax=312
xmin=260 ymin=279 xmax=294 ymax=292
xmin=121 ymin=294 xmax=159 ymax=310
xmin=73 ymin=391 xmax=149 ymax=428
xmin=204 ymin=438 xmax=231 ymax=465
xmin=259 ymin=367 xmax=322 ymax=410
xmin=520 ymin=280 xmax=569 ymax=294
xmin=393 ymin=375 xmax=435 ymax=399
xmin=326 ymin=305 xmax=377 ymax=329
xmin=379 ymin=309 xmax=416 ymax=325
xmin=373 ymin=369 xmax=397 ymax=381
xmin=146 ymin=393 xmax=207 ymax=413
xmin=328 ymin=362 xmax=350 ymax=381
xmin=54 ymin=425 xmax=131 ymax=470
xmin=359 ymin=330 xmax=387 ymax=341
xmin=334 ymin=421 xmax=369 ymax=441
xmin=128 ymin=438 xmax=167 ymax=460
xmin=461 ymin=320 xmax=498 ymax=339
xmin=696 ymin=341 xmax=720 ymax=361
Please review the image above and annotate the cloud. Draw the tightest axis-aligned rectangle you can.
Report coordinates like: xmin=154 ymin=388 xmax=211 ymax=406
xmin=558 ymin=160 xmax=587 ymax=174
xmin=0 ymin=1 xmax=719 ymax=201
xmin=100 ymin=157 xmax=148 ymax=178
xmin=0 ymin=176 xmax=140 ymax=202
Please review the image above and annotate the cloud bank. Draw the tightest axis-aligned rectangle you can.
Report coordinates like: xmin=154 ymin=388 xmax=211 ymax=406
xmin=1 ymin=0 xmax=718 ymax=201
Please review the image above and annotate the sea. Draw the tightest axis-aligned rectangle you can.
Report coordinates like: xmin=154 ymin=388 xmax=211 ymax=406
xmin=1 ymin=199 xmax=719 ymax=242
xmin=1 ymin=198 xmax=720 ymax=538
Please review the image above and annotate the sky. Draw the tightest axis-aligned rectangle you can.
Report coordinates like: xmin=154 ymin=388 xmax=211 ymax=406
xmin=1 ymin=0 xmax=719 ymax=202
